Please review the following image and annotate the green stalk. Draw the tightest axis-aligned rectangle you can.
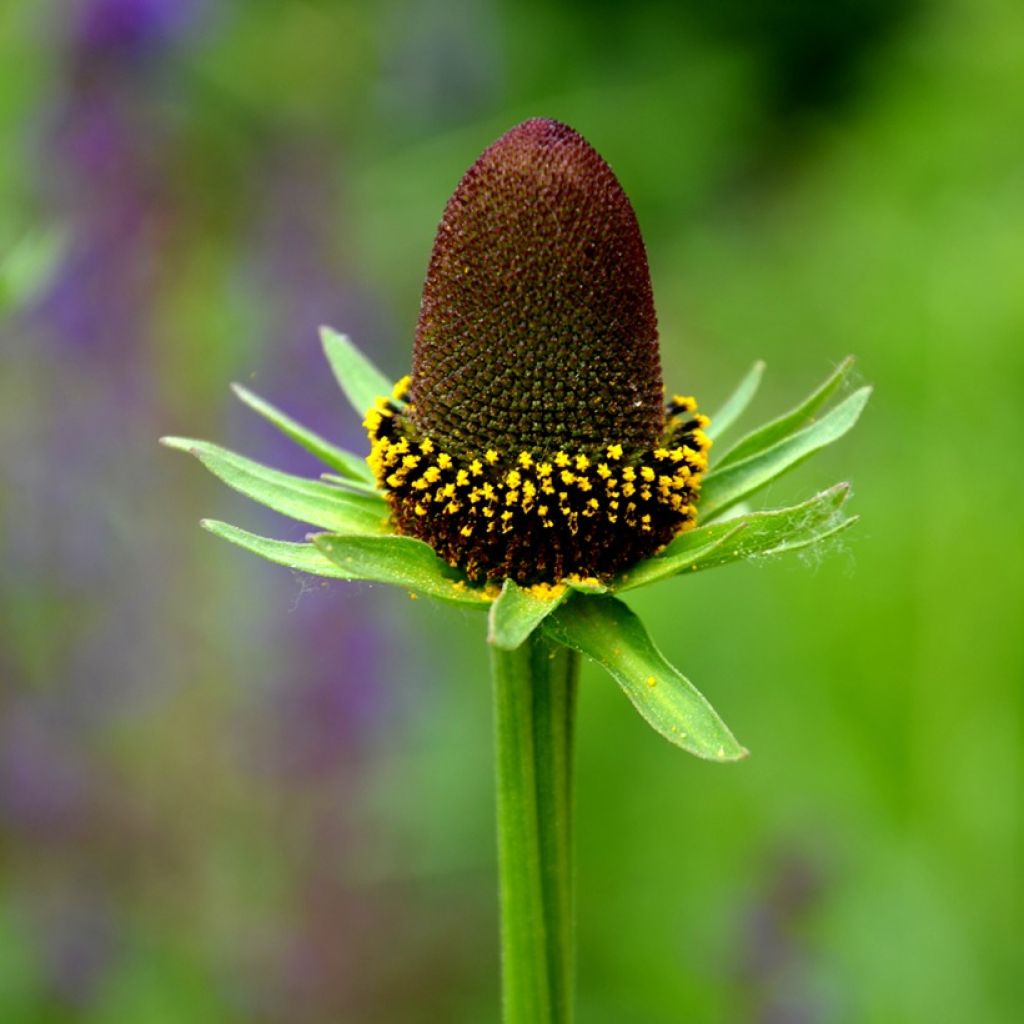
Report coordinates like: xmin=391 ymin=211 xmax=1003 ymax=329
xmin=491 ymin=633 xmax=579 ymax=1024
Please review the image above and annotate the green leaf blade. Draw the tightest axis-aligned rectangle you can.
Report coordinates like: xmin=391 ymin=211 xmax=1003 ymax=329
xmin=231 ymin=383 xmax=376 ymax=486
xmin=707 ymin=360 xmax=765 ymax=441
xmin=616 ymin=484 xmax=855 ymax=589
xmin=699 ymin=386 xmax=870 ymax=521
xmin=320 ymin=327 xmax=394 ymax=420
xmin=715 ymin=357 xmax=854 ymax=468
xmin=545 ymin=596 xmax=747 ymax=762
xmin=202 ymin=519 xmax=354 ymax=578
xmin=161 ymin=436 xmax=389 ymax=534
xmin=488 ymin=579 xmax=571 ymax=650
xmin=313 ymin=533 xmax=492 ymax=609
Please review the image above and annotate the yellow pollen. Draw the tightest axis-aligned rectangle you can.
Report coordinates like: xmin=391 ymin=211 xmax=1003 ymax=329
xmin=470 ymin=459 xmax=483 ymax=475
xmin=392 ymin=375 xmax=412 ymax=401
xmin=606 ymin=444 xmax=623 ymax=460
xmin=554 ymin=452 xmax=571 ymax=468
xmin=419 ymin=437 xmax=434 ymax=454
xmin=485 ymin=450 xmax=499 ymax=464
xmin=536 ymin=462 xmax=552 ymax=478
xmin=654 ymin=447 xmax=670 ymax=460
xmin=505 ymin=469 xmax=522 ymax=488
xmin=437 ymin=452 xmax=453 ymax=469
xmin=518 ymin=451 xmax=534 ymax=469
xmin=640 ymin=466 xmax=656 ymax=482
xmin=596 ymin=463 xmax=612 ymax=479
xmin=575 ymin=454 xmax=590 ymax=471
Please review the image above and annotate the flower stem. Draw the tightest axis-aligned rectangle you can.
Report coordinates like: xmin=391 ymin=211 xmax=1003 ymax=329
xmin=491 ymin=633 xmax=579 ymax=1024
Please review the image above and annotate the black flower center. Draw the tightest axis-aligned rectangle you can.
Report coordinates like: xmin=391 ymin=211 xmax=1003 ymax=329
xmin=366 ymin=119 xmax=710 ymax=585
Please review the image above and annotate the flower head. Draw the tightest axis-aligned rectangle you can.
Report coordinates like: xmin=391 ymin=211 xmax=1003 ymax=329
xmin=164 ymin=119 xmax=867 ymax=760
xmin=366 ymin=119 xmax=710 ymax=584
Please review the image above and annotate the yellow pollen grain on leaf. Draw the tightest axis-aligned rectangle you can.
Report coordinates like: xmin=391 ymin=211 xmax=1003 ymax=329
xmin=408 ymin=591 xmax=418 ymax=600
xmin=646 ymin=675 xmax=657 ymax=688
xmin=606 ymin=443 xmax=623 ymax=460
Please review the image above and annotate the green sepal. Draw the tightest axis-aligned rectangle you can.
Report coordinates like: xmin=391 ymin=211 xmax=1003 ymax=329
xmin=161 ymin=436 xmax=389 ymax=535
xmin=707 ymin=360 xmax=765 ymax=441
xmin=488 ymin=579 xmax=571 ymax=650
xmin=202 ymin=519 xmax=356 ymax=578
xmin=231 ymin=383 xmax=376 ymax=487
xmin=320 ymin=326 xmax=394 ymax=420
xmin=615 ymin=484 xmax=854 ymax=590
xmin=714 ymin=356 xmax=854 ymax=468
xmin=544 ymin=595 xmax=747 ymax=762
xmin=319 ymin=473 xmax=381 ymax=495
xmin=699 ymin=385 xmax=870 ymax=521
xmin=312 ymin=532 xmax=492 ymax=609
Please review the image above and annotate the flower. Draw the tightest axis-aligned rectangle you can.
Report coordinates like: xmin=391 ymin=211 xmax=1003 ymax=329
xmin=163 ymin=119 xmax=869 ymax=761
xmin=365 ymin=119 xmax=710 ymax=585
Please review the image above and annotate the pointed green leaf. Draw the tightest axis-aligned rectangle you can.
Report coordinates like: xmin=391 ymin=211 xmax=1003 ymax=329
xmin=202 ymin=519 xmax=355 ymax=578
xmin=162 ymin=436 xmax=389 ymax=534
xmin=616 ymin=484 xmax=854 ymax=589
xmin=707 ymin=360 xmax=765 ymax=440
xmin=313 ymin=533 xmax=492 ymax=609
xmin=231 ymin=383 xmax=376 ymax=485
xmin=700 ymin=386 xmax=870 ymax=521
xmin=613 ymin=522 xmax=747 ymax=591
xmin=319 ymin=473 xmax=380 ymax=495
xmin=320 ymin=326 xmax=394 ymax=420
xmin=715 ymin=357 xmax=854 ymax=468
xmin=488 ymin=579 xmax=571 ymax=650
xmin=545 ymin=596 xmax=747 ymax=762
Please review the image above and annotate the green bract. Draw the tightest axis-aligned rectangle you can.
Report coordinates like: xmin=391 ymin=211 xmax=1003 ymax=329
xmin=163 ymin=326 xmax=867 ymax=762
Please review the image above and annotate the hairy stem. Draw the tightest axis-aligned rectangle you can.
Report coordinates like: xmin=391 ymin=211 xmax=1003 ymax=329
xmin=491 ymin=634 xmax=579 ymax=1024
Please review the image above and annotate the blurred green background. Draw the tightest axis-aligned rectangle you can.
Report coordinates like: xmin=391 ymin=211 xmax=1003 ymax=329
xmin=2 ymin=0 xmax=1022 ymax=1021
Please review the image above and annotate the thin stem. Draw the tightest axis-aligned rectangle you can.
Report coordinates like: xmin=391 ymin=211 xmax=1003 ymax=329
xmin=491 ymin=633 xmax=579 ymax=1024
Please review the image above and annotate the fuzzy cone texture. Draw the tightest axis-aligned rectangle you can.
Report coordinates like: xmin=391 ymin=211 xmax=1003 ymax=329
xmin=411 ymin=118 xmax=664 ymax=456
xmin=367 ymin=119 xmax=709 ymax=584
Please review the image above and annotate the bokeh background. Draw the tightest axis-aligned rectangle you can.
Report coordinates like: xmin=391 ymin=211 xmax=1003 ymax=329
xmin=2 ymin=0 xmax=1022 ymax=1021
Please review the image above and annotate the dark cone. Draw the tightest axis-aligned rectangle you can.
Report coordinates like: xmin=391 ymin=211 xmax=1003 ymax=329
xmin=365 ymin=120 xmax=711 ymax=585
xmin=411 ymin=118 xmax=664 ymax=457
